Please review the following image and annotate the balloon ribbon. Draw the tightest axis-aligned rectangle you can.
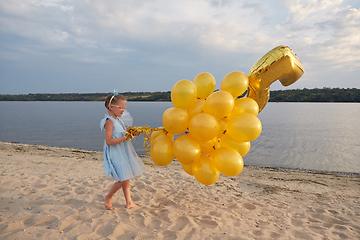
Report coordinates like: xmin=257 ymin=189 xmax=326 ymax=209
xmin=125 ymin=126 xmax=165 ymax=167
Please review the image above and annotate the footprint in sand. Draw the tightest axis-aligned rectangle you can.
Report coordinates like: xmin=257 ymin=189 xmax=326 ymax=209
xmin=35 ymin=215 xmax=59 ymax=229
xmin=194 ymin=216 xmax=218 ymax=229
xmin=74 ymin=187 xmax=87 ymax=194
xmin=32 ymin=183 xmax=47 ymax=189
xmin=243 ymin=202 xmax=257 ymax=210
xmin=291 ymin=218 xmax=304 ymax=227
xmin=171 ymin=216 xmax=190 ymax=231
xmin=310 ymin=213 xmax=349 ymax=226
xmin=144 ymin=185 xmax=156 ymax=193
xmin=96 ymin=223 xmax=117 ymax=237
xmin=146 ymin=219 xmax=161 ymax=229
xmin=131 ymin=213 xmax=146 ymax=229
xmin=23 ymin=216 xmax=37 ymax=227
xmin=61 ymin=198 xmax=88 ymax=209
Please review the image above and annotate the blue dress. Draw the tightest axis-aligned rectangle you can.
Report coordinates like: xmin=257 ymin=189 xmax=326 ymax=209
xmin=100 ymin=114 xmax=146 ymax=182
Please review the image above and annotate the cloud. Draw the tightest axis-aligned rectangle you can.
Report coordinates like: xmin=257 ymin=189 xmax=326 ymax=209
xmin=0 ymin=0 xmax=359 ymax=94
xmin=278 ymin=0 xmax=360 ymax=69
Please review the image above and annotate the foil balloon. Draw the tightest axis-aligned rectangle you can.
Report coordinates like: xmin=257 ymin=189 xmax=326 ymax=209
xmin=247 ymin=45 xmax=304 ymax=112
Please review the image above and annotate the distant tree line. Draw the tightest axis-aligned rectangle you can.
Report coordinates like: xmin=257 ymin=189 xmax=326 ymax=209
xmin=0 ymin=91 xmax=171 ymax=101
xmin=0 ymin=88 xmax=359 ymax=102
xmin=269 ymin=88 xmax=360 ymax=102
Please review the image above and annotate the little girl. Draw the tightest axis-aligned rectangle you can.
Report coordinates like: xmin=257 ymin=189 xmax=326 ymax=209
xmin=100 ymin=92 xmax=146 ymax=210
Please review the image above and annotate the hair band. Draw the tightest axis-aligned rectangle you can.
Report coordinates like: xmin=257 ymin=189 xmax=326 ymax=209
xmin=109 ymin=89 xmax=119 ymax=106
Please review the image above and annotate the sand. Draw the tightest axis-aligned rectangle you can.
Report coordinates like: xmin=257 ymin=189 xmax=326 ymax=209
xmin=0 ymin=141 xmax=359 ymax=240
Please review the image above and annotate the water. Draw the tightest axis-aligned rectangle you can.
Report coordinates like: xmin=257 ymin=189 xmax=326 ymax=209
xmin=0 ymin=101 xmax=359 ymax=173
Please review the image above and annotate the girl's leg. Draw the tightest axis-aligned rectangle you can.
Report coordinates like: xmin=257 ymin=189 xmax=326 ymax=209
xmin=105 ymin=181 xmax=124 ymax=209
xmin=123 ymin=179 xmax=138 ymax=209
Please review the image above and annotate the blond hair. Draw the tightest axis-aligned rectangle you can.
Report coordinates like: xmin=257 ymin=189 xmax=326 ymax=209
xmin=104 ymin=93 xmax=126 ymax=109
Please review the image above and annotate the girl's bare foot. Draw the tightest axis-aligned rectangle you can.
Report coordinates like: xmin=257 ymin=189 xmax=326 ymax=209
xmin=104 ymin=196 xmax=113 ymax=210
xmin=125 ymin=202 xmax=139 ymax=209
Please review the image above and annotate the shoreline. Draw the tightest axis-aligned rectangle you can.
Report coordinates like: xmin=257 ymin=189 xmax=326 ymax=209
xmin=2 ymin=141 xmax=359 ymax=177
xmin=1 ymin=141 xmax=359 ymax=239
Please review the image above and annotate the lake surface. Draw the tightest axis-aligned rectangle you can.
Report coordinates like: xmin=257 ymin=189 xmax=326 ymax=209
xmin=0 ymin=101 xmax=359 ymax=173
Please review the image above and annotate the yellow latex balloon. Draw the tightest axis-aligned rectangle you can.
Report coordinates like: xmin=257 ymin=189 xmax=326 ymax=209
xmin=193 ymin=72 xmax=216 ymax=99
xmin=182 ymin=163 xmax=193 ymax=176
xmin=171 ymin=80 xmax=197 ymax=109
xmin=219 ymin=134 xmax=251 ymax=157
xmin=192 ymin=155 xmax=219 ymax=185
xmin=150 ymin=135 xmax=174 ymax=166
xmin=188 ymin=113 xmax=219 ymax=141
xmin=247 ymin=46 xmax=304 ymax=112
xmin=186 ymin=99 xmax=205 ymax=119
xmin=162 ymin=107 xmax=174 ymax=123
xmin=220 ymin=71 xmax=249 ymax=98
xmin=213 ymin=147 xmax=244 ymax=177
xmin=196 ymin=137 xmax=217 ymax=154
xmin=227 ymin=113 xmax=262 ymax=142
xmin=216 ymin=118 xmax=228 ymax=139
xmin=173 ymin=135 xmax=201 ymax=165
xmin=163 ymin=108 xmax=189 ymax=134
xmin=150 ymin=130 xmax=174 ymax=144
xmin=203 ymin=90 xmax=234 ymax=119
xmin=227 ymin=97 xmax=259 ymax=119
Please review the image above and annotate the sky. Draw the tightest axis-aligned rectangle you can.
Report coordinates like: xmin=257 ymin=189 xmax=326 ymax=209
xmin=0 ymin=0 xmax=359 ymax=94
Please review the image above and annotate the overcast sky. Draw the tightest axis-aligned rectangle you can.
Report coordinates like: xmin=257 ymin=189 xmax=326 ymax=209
xmin=0 ymin=0 xmax=359 ymax=94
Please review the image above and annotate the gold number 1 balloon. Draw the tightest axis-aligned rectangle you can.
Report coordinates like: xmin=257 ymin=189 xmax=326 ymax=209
xmin=247 ymin=45 xmax=304 ymax=112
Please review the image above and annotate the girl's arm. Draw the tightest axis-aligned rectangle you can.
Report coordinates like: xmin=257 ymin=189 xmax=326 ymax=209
xmin=104 ymin=119 xmax=127 ymax=146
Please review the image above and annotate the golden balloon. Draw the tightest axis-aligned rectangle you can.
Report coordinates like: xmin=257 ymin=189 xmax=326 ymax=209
xmin=192 ymin=155 xmax=219 ymax=185
xmin=193 ymin=72 xmax=216 ymax=99
xmin=219 ymin=134 xmax=251 ymax=157
xmin=221 ymin=71 xmax=249 ymax=98
xmin=150 ymin=135 xmax=174 ymax=166
xmin=227 ymin=113 xmax=262 ymax=142
xmin=186 ymin=99 xmax=205 ymax=119
xmin=188 ymin=113 xmax=219 ymax=141
xmin=227 ymin=97 xmax=259 ymax=118
xmin=247 ymin=46 xmax=304 ymax=112
xmin=162 ymin=108 xmax=189 ymax=135
xmin=196 ymin=137 xmax=217 ymax=154
xmin=216 ymin=118 xmax=228 ymax=139
xmin=203 ymin=90 xmax=234 ymax=119
xmin=182 ymin=163 xmax=193 ymax=176
xmin=212 ymin=147 xmax=244 ymax=177
xmin=150 ymin=129 xmax=174 ymax=144
xmin=173 ymin=135 xmax=201 ymax=165
xmin=162 ymin=107 xmax=174 ymax=123
xmin=171 ymin=80 xmax=197 ymax=109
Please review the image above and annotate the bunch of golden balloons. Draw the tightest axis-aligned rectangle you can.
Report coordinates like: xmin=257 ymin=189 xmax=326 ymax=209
xmin=150 ymin=71 xmax=262 ymax=185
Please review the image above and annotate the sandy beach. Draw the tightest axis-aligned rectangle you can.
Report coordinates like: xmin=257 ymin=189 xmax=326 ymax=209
xmin=0 ymin=141 xmax=359 ymax=239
